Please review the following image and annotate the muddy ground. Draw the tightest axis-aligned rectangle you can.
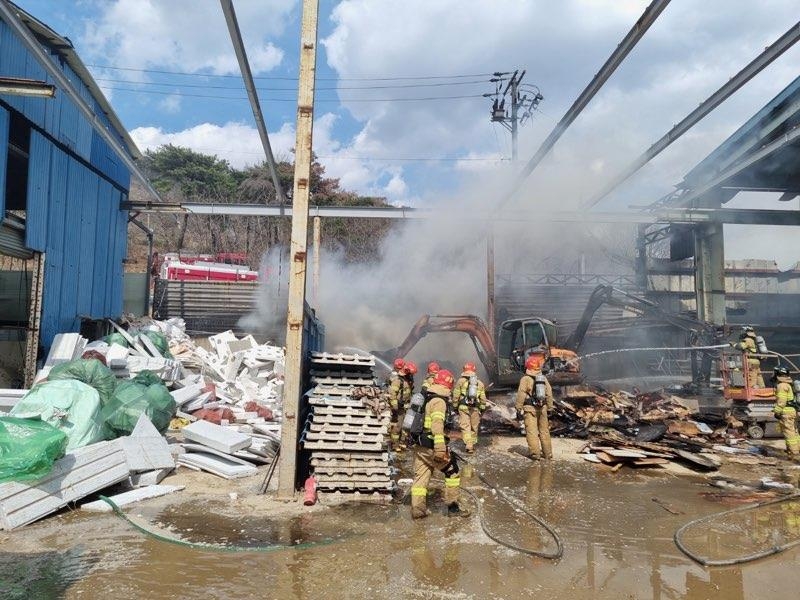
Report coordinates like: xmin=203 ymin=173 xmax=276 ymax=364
xmin=2 ymin=435 xmax=800 ymax=600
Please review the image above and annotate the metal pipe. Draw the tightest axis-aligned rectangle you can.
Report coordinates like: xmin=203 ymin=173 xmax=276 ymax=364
xmin=129 ymin=216 xmax=154 ymax=317
xmin=278 ymin=0 xmax=319 ymax=499
xmin=219 ymin=0 xmax=287 ymax=206
xmin=121 ymin=201 xmax=800 ymax=226
xmin=584 ymin=21 xmax=800 ymax=209
xmin=0 ymin=0 xmax=161 ymax=202
xmin=312 ymin=215 xmax=321 ymax=305
xmin=497 ymin=0 xmax=672 ymax=209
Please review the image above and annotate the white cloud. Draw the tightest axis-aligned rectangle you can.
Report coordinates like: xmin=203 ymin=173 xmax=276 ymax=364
xmin=158 ymin=93 xmax=182 ymax=114
xmin=82 ymin=0 xmax=293 ymax=75
xmin=321 ymin=0 xmax=800 ymax=211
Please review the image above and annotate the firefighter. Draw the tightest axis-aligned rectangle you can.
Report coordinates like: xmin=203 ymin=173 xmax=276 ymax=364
xmin=388 ymin=358 xmax=412 ymax=452
xmin=451 ymin=362 xmax=487 ymax=454
xmin=733 ymin=326 xmax=764 ymax=388
xmin=399 ymin=361 xmax=417 ymax=447
xmin=772 ymin=366 xmax=799 ymax=459
xmin=410 ymin=369 xmax=469 ymax=519
xmin=515 ymin=353 xmax=553 ymax=460
xmin=421 ymin=362 xmax=440 ymax=392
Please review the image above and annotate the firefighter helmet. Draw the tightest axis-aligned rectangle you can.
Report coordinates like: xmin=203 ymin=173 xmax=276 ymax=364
xmin=463 ymin=362 xmax=477 ymax=374
xmin=393 ymin=358 xmax=405 ymax=371
xmin=405 ymin=361 xmax=418 ymax=375
xmin=433 ymin=369 xmax=455 ymax=390
xmin=774 ymin=365 xmax=790 ymax=377
xmin=525 ymin=354 xmax=545 ymax=372
xmin=426 ymin=361 xmax=440 ymax=375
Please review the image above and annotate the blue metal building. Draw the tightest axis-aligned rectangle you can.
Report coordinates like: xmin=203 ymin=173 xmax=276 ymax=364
xmin=0 ymin=5 xmax=137 ymax=350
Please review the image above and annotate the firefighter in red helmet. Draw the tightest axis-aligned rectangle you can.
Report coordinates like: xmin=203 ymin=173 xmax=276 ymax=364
xmin=388 ymin=358 xmax=413 ymax=452
xmin=410 ymin=369 xmax=469 ymax=519
xmin=515 ymin=353 xmax=553 ymax=460
xmin=421 ymin=362 xmax=440 ymax=392
xmin=451 ymin=362 xmax=487 ymax=453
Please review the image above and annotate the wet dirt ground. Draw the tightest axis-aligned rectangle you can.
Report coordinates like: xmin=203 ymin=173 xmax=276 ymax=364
xmin=2 ymin=437 xmax=800 ymax=600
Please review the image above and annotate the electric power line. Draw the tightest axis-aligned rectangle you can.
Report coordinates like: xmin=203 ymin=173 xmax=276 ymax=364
xmin=93 ymin=76 xmax=490 ymax=91
xmin=99 ymin=85 xmax=486 ymax=103
xmin=87 ymin=63 xmax=494 ymax=82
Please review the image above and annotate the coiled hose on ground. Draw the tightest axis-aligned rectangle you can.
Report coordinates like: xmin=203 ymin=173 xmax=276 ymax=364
xmin=674 ymin=493 xmax=800 ymax=566
xmin=454 ymin=455 xmax=564 ymax=560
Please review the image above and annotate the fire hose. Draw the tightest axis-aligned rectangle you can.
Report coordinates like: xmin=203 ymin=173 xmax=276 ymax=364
xmin=99 ymin=495 xmax=341 ymax=553
xmin=453 ymin=453 xmax=564 ymax=560
xmin=564 ymin=344 xmax=731 ymax=367
xmin=673 ymin=493 xmax=800 ymax=566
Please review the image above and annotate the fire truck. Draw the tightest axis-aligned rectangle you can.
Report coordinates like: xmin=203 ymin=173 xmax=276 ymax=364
xmin=155 ymin=252 xmax=259 ymax=282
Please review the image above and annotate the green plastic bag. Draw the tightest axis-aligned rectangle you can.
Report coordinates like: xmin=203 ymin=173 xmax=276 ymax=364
xmin=103 ymin=332 xmax=129 ymax=347
xmin=11 ymin=380 xmax=107 ymax=451
xmin=0 ymin=417 xmax=68 ymax=483
xmin=102 ymin=371 xmax=176 ymax=436
xmin=140 ymin=330 xmax=173 ymax=359
xmin=47 ymin=358 xmax=118 ymax=406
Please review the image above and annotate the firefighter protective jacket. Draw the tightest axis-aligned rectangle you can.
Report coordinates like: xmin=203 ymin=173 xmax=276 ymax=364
xmin=451 ymin=373 xmax=487 ymax=411
xmin=774 ymin=375 xmax=796 ymax=416
xmin=515 ymin=368 xmax=553 ymax=414
xmin=388 ymin=373 xmax=412 ymax=411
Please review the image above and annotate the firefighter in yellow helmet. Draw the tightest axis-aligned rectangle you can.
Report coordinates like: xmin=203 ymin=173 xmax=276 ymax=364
xmin=421 ymin=362 xmax=440 ymax=393
xmin=388 ymin=358 xmax=413 ymax=452
xmin=772 ymin=366 xmax=799 ymax=459
xmin=733 ymin=326 xmax=765 ymax=388
xmin=515 ymin=353 xmax=553 ymax=460
xmin=451 ymin=362 xmax=487 ymax=454
xmin=410 ymin=369 xmax=469 ymax=519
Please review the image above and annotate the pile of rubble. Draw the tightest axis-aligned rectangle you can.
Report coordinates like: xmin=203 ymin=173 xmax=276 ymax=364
xmin=302 ymin=352 xmax=393 ymax=495
xmin=0 ymin=318 xmax=284 ymax=530
xmin=554 ymin=388 xmax=696 ymax=432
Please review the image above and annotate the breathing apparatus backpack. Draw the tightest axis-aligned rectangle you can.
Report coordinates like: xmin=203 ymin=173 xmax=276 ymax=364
xmin=402 ymin=392 xmax=426 ymax=436
xmin=464 ymin=375 xmax=478 ymax=406
xmin=524 ymin=374 xmax=548 ymax=407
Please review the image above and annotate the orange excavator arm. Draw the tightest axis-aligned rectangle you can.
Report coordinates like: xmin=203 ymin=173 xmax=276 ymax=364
xmin=374 ymin=314 xmax=497 ymax=376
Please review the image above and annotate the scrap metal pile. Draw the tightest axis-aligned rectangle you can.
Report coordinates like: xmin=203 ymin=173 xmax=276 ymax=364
xmin=302 ymin=352 xmax=393 ymax=494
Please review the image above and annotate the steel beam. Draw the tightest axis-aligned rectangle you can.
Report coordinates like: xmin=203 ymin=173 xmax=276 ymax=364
xmin=498 ymin=0 xmax=671 ymax=209
xmin=0 ymin=0 xmax=161 ymax=202
xmin=122 ymin=201 xmax=800 ymax=226
xmin=278 ymin=0 xmax=319 ymax=500
xmin=585 ymin=21 xmax=800 ymax=208
xmin=670 ymin=125 xmax=800 ymax=208
xmin=219 ymin=0 xmax=287 ymax=206
xmin=0 ymin=76 xmax=54 ymax=97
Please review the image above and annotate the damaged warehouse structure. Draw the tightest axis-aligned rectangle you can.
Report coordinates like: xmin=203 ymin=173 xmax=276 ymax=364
xmin=2 ymin=1 xmax=800 ymax=598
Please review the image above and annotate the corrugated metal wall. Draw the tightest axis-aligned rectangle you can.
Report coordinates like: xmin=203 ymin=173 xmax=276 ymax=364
xmin=26 ymin=131 xmax=128 ymax=347
xmin=0 ymin=20 xmax=130 ymax=190
xmin=153 ymin=279 xmax=264 ymax=336
xmin=0 ymin=19 xmax=133 ymax=351
xmin=0 ymin=106 xmax=7 ymax=216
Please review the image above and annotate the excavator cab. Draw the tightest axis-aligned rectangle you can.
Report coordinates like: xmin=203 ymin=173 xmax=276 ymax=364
xmin=497 ymin=318 xmax=557 ymax=385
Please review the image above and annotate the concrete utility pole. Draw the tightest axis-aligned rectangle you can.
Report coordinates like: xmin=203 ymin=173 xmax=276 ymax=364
xmin=484 ymin=70 xmax=542 ymax=339
xmin=278 ymin=0 xmax=319 ymax=499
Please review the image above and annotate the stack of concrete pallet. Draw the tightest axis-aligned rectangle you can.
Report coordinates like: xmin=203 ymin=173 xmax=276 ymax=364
xmin=303 ymin=352 xmax=392 ymax=494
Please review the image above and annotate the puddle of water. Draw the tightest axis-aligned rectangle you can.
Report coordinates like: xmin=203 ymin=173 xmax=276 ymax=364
xmin=1 ymin=454 xmax=798 ymax=599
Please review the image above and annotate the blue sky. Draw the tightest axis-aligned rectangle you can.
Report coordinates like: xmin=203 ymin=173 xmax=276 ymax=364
xmin=12 ymin=1 xmax=800 ymax=266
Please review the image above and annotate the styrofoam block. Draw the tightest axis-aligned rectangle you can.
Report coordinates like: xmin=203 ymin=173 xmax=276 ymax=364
xmin=182 ymin=420 xmax=252 ymax=454
xmin=81 ymin=485 xmax=185 ymax=511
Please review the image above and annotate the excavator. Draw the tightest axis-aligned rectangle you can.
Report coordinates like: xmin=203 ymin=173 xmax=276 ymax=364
xmin=375 ymin=285 xmax=722 ymax=391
